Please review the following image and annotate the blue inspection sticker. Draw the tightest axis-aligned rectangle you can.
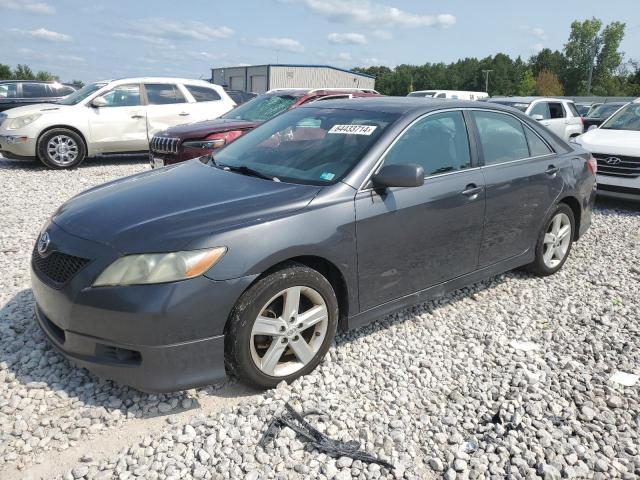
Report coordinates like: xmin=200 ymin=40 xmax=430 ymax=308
xmin=320 ymin=172 xmax=335 ymax=181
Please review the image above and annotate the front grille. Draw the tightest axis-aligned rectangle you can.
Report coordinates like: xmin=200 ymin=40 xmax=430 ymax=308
xmin=594 ymin=153 xmax=640 ymax=178
xmin=150 ymin=136 xmax=180 ymax=154
xmin=32 ymin=247 xmax=90 ymax=288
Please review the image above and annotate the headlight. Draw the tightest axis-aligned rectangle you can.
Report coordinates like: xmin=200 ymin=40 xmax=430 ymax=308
xmin=183 ymin=138 xmax=226 ymax=149
xmin=7 ymin=113 xmax=42 ymax=130
xmin=93 ymin=247 xmax=226 ymax=286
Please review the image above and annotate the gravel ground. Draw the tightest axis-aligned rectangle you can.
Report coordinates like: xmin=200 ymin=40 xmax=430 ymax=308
xmin=1 ymin=157 xmax=639 ymax=480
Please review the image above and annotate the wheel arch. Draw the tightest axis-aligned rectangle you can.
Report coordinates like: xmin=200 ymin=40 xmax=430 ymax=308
xmin=37 ymin=125 xmax=89 ymax=155
xmin=558 ymin=195 xmax=581 ymax=240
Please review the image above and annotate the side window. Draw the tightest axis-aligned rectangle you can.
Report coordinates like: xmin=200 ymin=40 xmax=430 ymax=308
xmin=58 ymin=86 xmax=75 ymax=96
xmin=184 ymin=85 xmax=221 ymax=102
xmin=384 ymin=111 xmax=471 ymax=176
xmin=100 ymin=84 xmax=141 ymax=107
xmin=524 ymin=127 xmax=553 ymax=157
xmin=0 ymin=83 xmax=18 ymax=99
xmin=548 ymin=102 xmax=565 ymax=119
xmin=145 ymin=83 xmax=186 ymax=105
xmin=22 ymin=83 xmax=48 ymax=98
xmin=567 ymin=102 xmax=580 ymax=118
xmin=473 ymin=111 xmax=530 ymax=165
xmin=529 ymin=102 xmax=551 ymax=119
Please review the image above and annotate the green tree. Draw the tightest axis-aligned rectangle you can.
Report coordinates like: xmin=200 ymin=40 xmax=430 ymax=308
xmin=13 ymin=64 xmax=35 ymax=79
xmin=518 ymin=69 xmax=536 ymax=96
xmin=70 ymin=79 xmax=85 ymax=88
xmin=0 ymin=63 xmax=12 ymax=80
xmin=36 ymin=70 xmax=57 ymax=81
xmin=536 ymin=70 xmax=564 ymax=96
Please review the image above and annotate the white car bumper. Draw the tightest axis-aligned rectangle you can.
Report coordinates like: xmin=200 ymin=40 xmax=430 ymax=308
xmin=596 ymin=173 xmax=640 ymax=201
xmin=0 ymin=133 xmax=37 ymax=159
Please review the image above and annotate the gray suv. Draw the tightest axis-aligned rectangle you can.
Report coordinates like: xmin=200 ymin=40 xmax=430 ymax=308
xmin=31 ymin=98 xmax=597 ymax=391
xmin=0 ymin=80 xmax=75 ymax=112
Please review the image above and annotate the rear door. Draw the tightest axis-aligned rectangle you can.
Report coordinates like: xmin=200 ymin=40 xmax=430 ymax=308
xmin=470 ymin=110 xmax=565 ymax=267
xmin=564 ymin=102 xmax=584 ymax=138
xmin=546 ymin=102 xmax=569 ymax=140
xmin=88 ymin=83 xmax=148 ymax=153
xmin=143 ymin=83 xmax=192 ymax=137
xmin=355 ymin=110 xmax=486 ymax=311
xmin=182 ymin=84 xmax=234 ymax=122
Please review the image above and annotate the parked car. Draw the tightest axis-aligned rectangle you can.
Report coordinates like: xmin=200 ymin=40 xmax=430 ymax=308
xmin=574 ymin=99 xmax=640 ymax=200
xmin=575 ymin=102 xmax=602 ymax=117
xmin=31 ymin=98 xmax=596 ymax=392
xmin=582 ymin=102 xmax=628 ymax=130
xmin=149 ymin=88 xmax=380 ymax=168
xmin=407 ymin=90 xmax=489 ymax=100
xmin=224 ymin=89 xmax=258 ymax=105
xmin=0 ymin=80 xmax=76 ymax=113
xmin=0 ymin=77 xmax=235 ymax=168
xmin=488 ymin=97 xmax=584 ymax=141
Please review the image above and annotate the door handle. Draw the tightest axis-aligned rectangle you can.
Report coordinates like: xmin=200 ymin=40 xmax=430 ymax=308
xmin=179 ymin=112 xmax=190 ymax=116
xmin=545 ymin=165 xmax=559 ymax=176
xmin=461 ymin=184 xmax=483 ymax=198
xmin=131 ymin=114 xmax=144 ymax=119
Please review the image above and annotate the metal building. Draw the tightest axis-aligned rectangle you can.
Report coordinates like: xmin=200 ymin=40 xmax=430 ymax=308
xmin=210 ymin=64 xmax=375 ymax=94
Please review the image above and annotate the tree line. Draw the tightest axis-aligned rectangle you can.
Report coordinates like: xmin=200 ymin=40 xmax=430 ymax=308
xmin=0 ymin=63 xmax=83 ymax=87
xmin=355 ymin=18 xmax=640 ymax=97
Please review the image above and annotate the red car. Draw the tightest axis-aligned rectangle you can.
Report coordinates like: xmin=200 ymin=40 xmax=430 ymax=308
xmin=149 ymin=88 xmax=380 ymax=167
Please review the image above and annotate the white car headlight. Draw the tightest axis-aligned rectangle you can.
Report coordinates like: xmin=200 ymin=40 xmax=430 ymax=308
xmin=7 ymin=113 xmax=42 ymax=130
xmin=93 ymin=247 xmax=226 ymax=287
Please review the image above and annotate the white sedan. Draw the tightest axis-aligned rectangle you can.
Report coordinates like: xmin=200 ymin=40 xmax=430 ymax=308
xmin=574 ymin=99 xmax=640 ymax=201
xmin=0 ymin=77 xmax=236 ymax=169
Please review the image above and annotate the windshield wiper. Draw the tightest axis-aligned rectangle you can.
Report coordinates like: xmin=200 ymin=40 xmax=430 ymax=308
xmin=219 ymin=163 xmax=279 ymax=182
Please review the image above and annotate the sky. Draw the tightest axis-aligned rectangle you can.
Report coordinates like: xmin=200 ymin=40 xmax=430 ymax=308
xmin=1 ymin=0 xmax=639 ymax=83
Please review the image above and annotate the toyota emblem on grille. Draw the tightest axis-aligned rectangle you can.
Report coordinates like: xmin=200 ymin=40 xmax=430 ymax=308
xmin=37 ymin=231 xmax=50 ymax=255
xmin=605 ymin=157 xmax=622 ymax=165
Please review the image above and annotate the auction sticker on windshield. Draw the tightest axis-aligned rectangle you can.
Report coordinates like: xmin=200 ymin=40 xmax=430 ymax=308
xmin=328 ymin=124 xmax=377 ymax=135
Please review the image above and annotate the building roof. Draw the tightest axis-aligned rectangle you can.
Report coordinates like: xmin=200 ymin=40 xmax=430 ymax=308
xmin=211 ymin=64 xmax=375 ymax=79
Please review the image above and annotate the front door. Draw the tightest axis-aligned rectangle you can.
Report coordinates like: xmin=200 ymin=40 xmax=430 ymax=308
xmin=355 ymin=110 xmax=486 ymax=311
xmin=89 ymin=83 xmax=147 ymax=153
xmin=470 ymin=110 xmax=566 ymax=267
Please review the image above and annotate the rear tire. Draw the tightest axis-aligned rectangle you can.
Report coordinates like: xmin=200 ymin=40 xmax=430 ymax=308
xmin=527 ymin=203 xmax=575 ymax=276
xmin=225 ymin=263 xmax=338 ymax=389
xmin=37 ymin=128 xmax=86 ymax=169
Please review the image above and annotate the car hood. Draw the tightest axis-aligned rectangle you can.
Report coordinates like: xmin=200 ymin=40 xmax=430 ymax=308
xmin=2 ymin=103 xmax=71 ymax=118
xmin=52 ymin=160 xmax=321 ymax=253
xmin=576 ymin=129 xmax=640 ymax=156
xmin=159 ymin=118 xmax=259 ymax=141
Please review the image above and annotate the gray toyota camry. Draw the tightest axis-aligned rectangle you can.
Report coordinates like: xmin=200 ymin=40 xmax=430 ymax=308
xmin=31 ymin=98 xmax=597 ymax=391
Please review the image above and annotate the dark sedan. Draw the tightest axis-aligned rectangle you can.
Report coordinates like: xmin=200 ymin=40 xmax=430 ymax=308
xmin=31 ymin=98 xmax=597 ymax=392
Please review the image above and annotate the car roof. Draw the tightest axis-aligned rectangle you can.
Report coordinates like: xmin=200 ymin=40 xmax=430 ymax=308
xmin=489 ymin=96 xmax=570 ymax=103
xmin=299 ymin=96 xmax=514 ymax=114
xmin=97 ymin=77 xmax=220 ymax=86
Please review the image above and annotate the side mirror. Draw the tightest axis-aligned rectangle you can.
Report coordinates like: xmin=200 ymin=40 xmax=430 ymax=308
xmin=587 ymin=125 xmax=598 ymax=132
xmin=91 ymin=96 xmax=108 ymax=108
xmin=531 ymin=114 xmax=544 ymax=121
xmin=372 ymin=164 xmax=424 ymax=189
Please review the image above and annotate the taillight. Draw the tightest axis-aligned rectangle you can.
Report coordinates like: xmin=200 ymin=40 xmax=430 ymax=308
xmin=587 ymin=155 xmax=597 ymax=175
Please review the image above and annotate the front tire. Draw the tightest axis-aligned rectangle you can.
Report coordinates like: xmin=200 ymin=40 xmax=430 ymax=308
xmin=527 ymin=203 xmax=575 ymax=276
xmin=37 ymin=128 xmax=86 ymax=169
xmin=225 ymin=263 xmax=338 ymax=389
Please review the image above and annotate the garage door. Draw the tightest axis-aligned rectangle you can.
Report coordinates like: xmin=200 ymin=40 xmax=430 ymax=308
xmin=230 ymin=76 xmax=244 ymax=91
xmin=250 ymin=75 xmax=267 ymax=93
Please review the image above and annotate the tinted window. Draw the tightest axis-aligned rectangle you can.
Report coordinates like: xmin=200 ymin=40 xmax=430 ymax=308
xmin=185 ymin=85 xmax=221 ymax=102
xmin=100 ymin=84 xmax=141 ymax=107
xmin=524 ymin=127 xmax=553 ymax=156
xmin=0 ymin=83 xmax=18 ymax=99
xmin=473 ymin=111 xmax=529 ymax=165
xmin=385 ymin=111 xmax=471 ymax=176
xmin=145 ymin=83 xmax=186 ymax=105
xmin=211 ymin=107 xmax=399 ymax=185
xmin=548 ymin=102 xmax=565 ymax=119
xmin=22 ymin=83 xmax=49 ymax=98
xmin=529 ymin=102 xmax=550 ymax=119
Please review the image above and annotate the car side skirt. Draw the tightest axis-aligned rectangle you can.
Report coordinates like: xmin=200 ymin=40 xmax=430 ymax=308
xmin=347 ymin=249 xmax=534 ymax=331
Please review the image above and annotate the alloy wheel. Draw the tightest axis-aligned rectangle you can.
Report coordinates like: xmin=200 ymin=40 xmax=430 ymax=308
xmin=542 ymin=212 xmax=572 ymax=269
xmin=47 ymin=135 xmax=79 ymax=166
xmin=250 ymin=285 xmax=329 ymax=377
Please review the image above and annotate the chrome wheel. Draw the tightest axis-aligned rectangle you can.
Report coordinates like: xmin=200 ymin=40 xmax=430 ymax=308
xmin=47 ymin=135 xmax=79 ymax=165
xmin=250 ymin=286 xmax=328 ymax=377
xmin=543 ymin=212 xmax=571 ymax=269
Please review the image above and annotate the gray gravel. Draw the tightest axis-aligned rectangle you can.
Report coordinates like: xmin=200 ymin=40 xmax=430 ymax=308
xmin=1 ymin=158 xmax=639 ymax=479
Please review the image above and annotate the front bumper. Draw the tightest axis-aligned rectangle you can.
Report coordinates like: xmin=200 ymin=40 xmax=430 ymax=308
xmin=596 ymin=174 xmax=640 ymax=201
xmin=30 ymin=222 xmax=258 ymax=392
xmin=0 ymin=134 xmax=37 ymax=159
xmin=149 ymin=146 xmax=215 ymax=168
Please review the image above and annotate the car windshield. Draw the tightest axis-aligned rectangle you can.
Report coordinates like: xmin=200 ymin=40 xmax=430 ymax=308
xmin=601 ymin=103 xmax=640 ymax=131
xmin=210 ymin=107 xmax=399 ymax=185
xmin=587 ymin=103 xmax=625 ymax=119
xmin=221 ymin=94 xmax=300 ymax=122
xmin=57 ymin=82 xmax=107 ymax=105
xmin=489 ymin=101 xmax=530 ymax=112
